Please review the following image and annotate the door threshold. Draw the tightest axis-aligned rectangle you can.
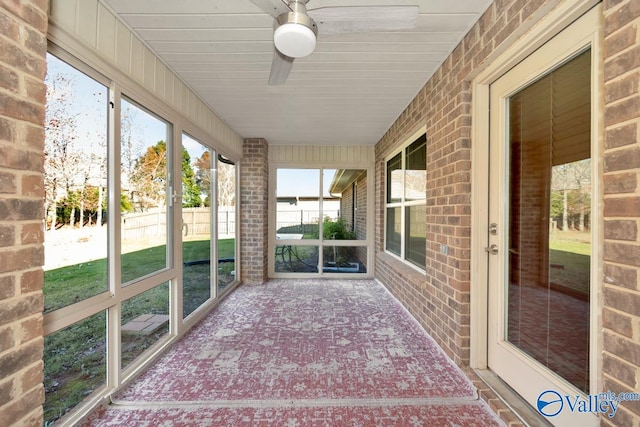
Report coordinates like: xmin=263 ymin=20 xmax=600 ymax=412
xmin=475 ymin=369 xmax=552 ymax=427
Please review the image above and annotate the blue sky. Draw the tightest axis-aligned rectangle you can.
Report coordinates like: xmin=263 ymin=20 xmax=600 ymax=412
xmin=46 ymin=53 xmax=108 ymax=155
xmin=277 ymin=168 xmax=336 ymax=197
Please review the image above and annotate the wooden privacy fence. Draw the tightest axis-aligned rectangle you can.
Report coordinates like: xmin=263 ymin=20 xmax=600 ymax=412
xmin=276 ymin=209 xmax=340 ymax=232
xmin=121 ymin=208 xmax=235 ymax=240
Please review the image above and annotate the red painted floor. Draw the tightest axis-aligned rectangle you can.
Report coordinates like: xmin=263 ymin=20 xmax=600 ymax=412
xmin=81 ymin=279 xmax=504 ymax=426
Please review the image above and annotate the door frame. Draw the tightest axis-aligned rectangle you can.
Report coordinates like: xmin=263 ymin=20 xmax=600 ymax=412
xmin=470 ymin=0 xmax=603 ymax=409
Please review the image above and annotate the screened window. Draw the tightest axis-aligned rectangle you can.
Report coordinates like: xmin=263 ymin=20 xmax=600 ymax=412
xmin=217 ymin=156 xmax=237 ymax=291
xmin=273 ymin=167 xmax=369 ymax=275
xmin=43 ymin=48 xmax=240 ymax=426
xmin=43 ymin=53 xmax=109 ymax=425
xmin=385 ymin=134 xmax=427 ymax=269
xmin=44 ymin=53 xmax=109 ymax=313
xmin=120 ymin=98 xmax=171 ymax=284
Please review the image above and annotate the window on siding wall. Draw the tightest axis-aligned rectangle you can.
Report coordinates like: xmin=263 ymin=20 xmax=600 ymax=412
xmin=385 ymin=134 xmax=427 ymax=269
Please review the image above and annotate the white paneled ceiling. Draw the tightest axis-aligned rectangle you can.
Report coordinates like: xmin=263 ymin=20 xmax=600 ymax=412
xmin=101 ymin=0 xmax=492 ymax=146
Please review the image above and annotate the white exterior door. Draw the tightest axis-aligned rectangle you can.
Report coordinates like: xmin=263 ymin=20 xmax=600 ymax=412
xmin=486 ymin=8 xmax=600 ymax=426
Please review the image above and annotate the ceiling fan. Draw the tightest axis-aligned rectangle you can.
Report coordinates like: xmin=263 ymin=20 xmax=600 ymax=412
xmin=250 ymin=0 xmax=419 ymax=85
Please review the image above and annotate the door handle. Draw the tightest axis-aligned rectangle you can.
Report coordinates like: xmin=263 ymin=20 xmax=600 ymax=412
xmin=484 ymin=244 xmax=499 ymax=255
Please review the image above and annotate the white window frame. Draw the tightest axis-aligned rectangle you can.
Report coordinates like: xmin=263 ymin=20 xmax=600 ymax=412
xmin=42 ymin=42 xmax=242 ymax=426
xmin=268 ymin=163 xmax=375 ymax=279
xmin=384 ymin=126 xmax=427 ymax=271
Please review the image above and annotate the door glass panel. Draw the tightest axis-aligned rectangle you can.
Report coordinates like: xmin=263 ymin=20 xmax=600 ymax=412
xmin=218 ymin=155 xmax=236 ymax=292
xmin=44 ymin=53 xmax=109 ymax=313
xmin=506 ymin=50 xmax=591 ymax=393
xmin=182 ymin=134 xmax=212 ymax=318
xmin=120 ymin=98 xmax=170 ymax=284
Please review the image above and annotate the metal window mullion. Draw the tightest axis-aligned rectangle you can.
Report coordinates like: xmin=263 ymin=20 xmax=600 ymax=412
xmin=211 ymin=150 xmax=219 ymax=300
xmin=170 ymin=126 xmax=182 ymax=334
xmin=106 ymin=83 xmax=122 ymax=391
xmin=400 ymin=150 xmax=407 ymax=261
xmin=318 ymin=168 xmax=324 ymax=274
xmin=233 ymin=161 xmax=241 ymax=283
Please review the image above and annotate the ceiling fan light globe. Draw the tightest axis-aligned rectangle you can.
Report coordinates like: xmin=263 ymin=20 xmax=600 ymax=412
xmin=274 ymin=23 xmax=316 ymax=58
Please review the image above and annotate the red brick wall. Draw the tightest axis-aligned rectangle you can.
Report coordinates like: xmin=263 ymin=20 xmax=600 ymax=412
xmin=602 ymin=0 xmax=640 ymax=424
xmin=374 ymin=0 xmax=551 ymax=367
xmin=0 ymin=1 xmax=47 ymax=425
xmin=373 ymin=0 xmax=640 ymax=425
xmin=240 ymin=138 xmax=269 ymax=285
xmin=338 ymin=176 xmax=368 ymax=269
xmin=355 ymin=177 xmax=367 ymax=269
xmin=340 ymin=183 xmax=354 ymax=229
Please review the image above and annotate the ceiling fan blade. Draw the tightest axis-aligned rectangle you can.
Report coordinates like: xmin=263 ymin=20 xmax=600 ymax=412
xmin=268 ymin=49 xmax=294 ymax=85
xmin=249 ymin=0 xmax=291 ymax=18
xmin=308 ymin=6 xmax=419 ymax=35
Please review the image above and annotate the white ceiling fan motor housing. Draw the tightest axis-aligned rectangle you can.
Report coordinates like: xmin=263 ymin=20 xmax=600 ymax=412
xmin=274 ymin=1 xmax=318 ymax=58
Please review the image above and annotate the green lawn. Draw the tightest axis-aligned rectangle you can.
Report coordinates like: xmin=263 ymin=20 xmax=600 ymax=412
xmin=549 ymin=232 xmax=591 ymax=297
xmin=44 ymin=260 xmax=108 ymax=314
xmin=549 ymin=238 xmax=590 ymax=256
xmin=44 ymin=312 xmax=106 ymax=426
xmin=43 ymin=238 xmax=235 ymax=425
xmin=44 ymin=239 xmax=235 ymax=313
xmin=182 ymin=238 xmax=236 ymax=316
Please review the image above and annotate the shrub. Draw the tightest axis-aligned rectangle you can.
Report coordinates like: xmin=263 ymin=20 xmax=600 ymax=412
xmin=323 ymin=217 xmax=355 ymax=240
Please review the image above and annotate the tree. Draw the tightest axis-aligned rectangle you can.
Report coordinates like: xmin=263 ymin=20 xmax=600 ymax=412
xmin=121 ymin=192 xmax=134 ymax=213
xmin=551 ymin=159 xmax=591 ymax=231
xmin=120 ymin=103 xmax=143 ymax=186
xmin=567 ymin=190 xmax=591 ymax=230
xmin=129 ymin=141 xmax=168 ymax=210
xmin=181 ymin=148 xmax=202 ymax=207
xmin=194 ymin=150 xmax=212 ymax=206
xmin=81 ymin=186 xmax=102 ymax=225
xmin=129 ymin=141 xmax=202 ymax=209
xmin=45 ymin=59 xmax=107 ymax=230
xmin=570 ymin=159 xmax=591 ymax=231
xmin=551 ymin=164 xmax=570 ymax=231
xmin=550 ymin=191 xmax=564 ymax=225
xmin=217 ymin=157 xmax=236 ymax=208
xmin=45 ymin=72 xmax=81 ymax=230
xmin=77 ymin=153 xmax=105 ymax=228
